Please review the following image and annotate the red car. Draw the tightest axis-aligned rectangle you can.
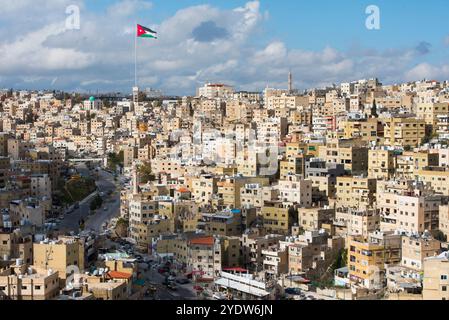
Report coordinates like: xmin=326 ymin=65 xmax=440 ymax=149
xmin=158 ymin=267 xmax=169 ymax=274
xmin=193 ymin=285 xmax=204 ymax=292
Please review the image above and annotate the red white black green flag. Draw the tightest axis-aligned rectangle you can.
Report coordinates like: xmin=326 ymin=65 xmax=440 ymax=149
xmin=137 ymin=24 xmax=157 ymax=39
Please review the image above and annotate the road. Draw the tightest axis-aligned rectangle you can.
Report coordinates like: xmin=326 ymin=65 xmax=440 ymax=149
xmin=142 ymin=267 xmax=198 ymax=300
xmin=59 ymin=164 xmax=120 ymax=233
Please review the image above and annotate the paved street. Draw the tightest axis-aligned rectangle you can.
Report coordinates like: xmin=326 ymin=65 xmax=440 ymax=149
xmin=141 ymin=264 xmax=198 ymax=300
xmin=59 ymin=164 xmax=120 ymax=233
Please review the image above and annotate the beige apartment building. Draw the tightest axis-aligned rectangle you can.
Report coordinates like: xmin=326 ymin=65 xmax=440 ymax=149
xmin=336 ymin=176 xmax=377 ymax=210
xmin=298 ymin=207 xmax=334 ymax=232
xmin=277 ymin=175 xmax=312 ymax=208
xmin=241 ymin=233 xmax=285 ymax=272
xmin=262 ymin=247 xmax=288 ymax=277
xmin=288 ymin=244 xmax=314 ymax=274
xmin=187 ymin=236 xmax=221 ymax=279
xmin=0 ymin=231 xmax=33 ymax=264
xmin=191 ymin=175 xmax=219 ymax=205
xmin=416 ymin=102 xmax=449 ymax=130
xmin=33 ymin=238 xmax=83 ymax=285
xmin=439 ymin=205 xmax=449 ymax=240
xmin=378 ymin=186 xmax=443 ymax=233
xmin=401 ymin=234 xmax=441 ymax=272
xmin=341 ymin=118 xmax=381 ymax=143
xmin=417 ymin=167 xmax=449 ymax=196
xmin=261 ymin=201 xmax=295 ymax=235
xmin=383 ymin=117 xmax=426 ymax=147
xmin=368 ymin=149 xmax=396 ymax=180
xmin=318 ymin=139 xmax=368 ymax=175
xmin=0 ymin=264 xmax=59 ymax=300
xmin=334 ymin=208 xmax=380 ymax=237
xmin=348 ymin=232 xmax=401 ymax=289
xmin=423 ymin=252 xmax=449 ymax=300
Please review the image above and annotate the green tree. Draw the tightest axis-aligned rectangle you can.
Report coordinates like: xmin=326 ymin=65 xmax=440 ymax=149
xmin=107 ymin=151 xmax=124 ymax=171
xmin=371 ymin=99 xmax=378 ymax=117
xmin=90 ymin=194 xmax=103 ymax=211
xmin=432 ymin=230 xmax=447 ymax=242
xmin=138 ymin=162 xmax=155 ymax=184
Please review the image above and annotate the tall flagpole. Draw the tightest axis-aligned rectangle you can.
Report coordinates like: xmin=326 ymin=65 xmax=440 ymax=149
xmin=134 ymin=22 xmax=137 ymax=87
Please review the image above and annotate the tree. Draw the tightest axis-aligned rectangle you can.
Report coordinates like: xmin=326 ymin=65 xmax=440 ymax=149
xmin=107 ymin=151 xmax=124 ymax=171
xmin=371 ymin=99 xmax=378 ymax=117
xmin=90 ymin=195 xmax=103 ymax=211
xmin=138 ymin=162 xmax=155 ymax=184
xmin=432 ymin=230 xmax=447 ymax=242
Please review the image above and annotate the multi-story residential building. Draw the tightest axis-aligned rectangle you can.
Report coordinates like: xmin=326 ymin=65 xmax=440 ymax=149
xmin=305 ymin=158 xmax=345 ymax=200
xmin=341 ymin=118 xmax=381 ymax=143
xmin=201 ymin=210 xmax=242 ymax=237
xmin=348 ymin=232 xmax=401 ymax=289
xmin=383 ymin=117 xmax=426 ymax=147
xmin=417 ymin=166 xmax=449 ymax=196
xmin=378 ymin=181 xmax=444 ymax=233
xmin=197 ymin=83 xmax=234 ymax=99
xmin=298 ymin=206 xmax=334 ymax=232
xmin=368 ymin=149 xmax=396 ymax=180
xmin=440 ymin=205 xmax=449 ymax=240
xmin=401 ymin=234 xmax=441 ymax=272
xmin=261 ymin=201 xmax=295 ymax=235
xmin=33 ymin=237 xmax=84 ymax=286
xmin=191 ymin=175 xmax=219 ymax=205
xmin=0 ymin=264 xmax=60 ymax=300
xmin=334 ymin=208 xmax=380 ymax=237
xmin=423 ymin=251 xmax=449 ymax=300
xmin=416 ymin=102 xmax=449 ymax=131
xmin=276 ymin=175 xmax=312 ymax=208
xmin=336 ymin=176 xmax=377 ymax=211
xmin=187 ymin=236 xmax=222 ymax=279
xmin=240 ymin=233 xmax=285 ymax=272
xmin=318 ymin=139 xmax=368 ymax=175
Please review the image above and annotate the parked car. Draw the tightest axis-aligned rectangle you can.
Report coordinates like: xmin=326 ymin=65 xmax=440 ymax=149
xmin=285 ymin=288 xmax=302 ymax=295
xmin=176 ymin=278 xmax=190 ymax=284
xmin=167 ymin=283 xmax=177 ymax=291
xmin=193 ymin=285 xmax=204 ymax=292
xmin=158 ymin=267 xmax=169 ymax=274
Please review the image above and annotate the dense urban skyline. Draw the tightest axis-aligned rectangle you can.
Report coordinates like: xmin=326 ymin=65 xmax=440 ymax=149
xmin=3 ymin=0 xmax=449 ymax=305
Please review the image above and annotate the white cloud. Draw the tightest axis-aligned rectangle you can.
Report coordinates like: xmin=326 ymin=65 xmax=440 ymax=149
xmin=107 ymin=0 xmax=152 ymax=17
xmin=405 ymin=63 xmax=449 ymax=81
xmin=0 ymin=0 xmax=445 ymax=94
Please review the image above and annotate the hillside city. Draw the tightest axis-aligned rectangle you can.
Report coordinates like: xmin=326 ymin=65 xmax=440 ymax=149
xmin=1 ymin=76 xmax=449 ymax=301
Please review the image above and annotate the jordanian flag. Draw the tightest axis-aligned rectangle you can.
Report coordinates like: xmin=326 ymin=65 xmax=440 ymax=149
xmin=137 ymin=24 xmax=157 ymax=39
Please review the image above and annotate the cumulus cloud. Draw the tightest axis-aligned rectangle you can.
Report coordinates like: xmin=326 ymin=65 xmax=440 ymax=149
xmin=0 ymin=0 xmax=444 ymax=94
xmin=405 ymin=63 xmax=449 ymax=81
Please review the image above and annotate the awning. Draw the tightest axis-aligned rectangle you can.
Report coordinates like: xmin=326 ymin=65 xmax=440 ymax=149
xmin=215 ymin=278 xmax=270 ymax=298
xmin=222 ymin=267 xmax=248 ymax=273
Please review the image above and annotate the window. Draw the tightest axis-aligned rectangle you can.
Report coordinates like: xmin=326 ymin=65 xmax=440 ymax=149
xmin=443 ymin=286 xmax=447 ymax=292
xmin=442 ymin=275 xmax=448 ymax=280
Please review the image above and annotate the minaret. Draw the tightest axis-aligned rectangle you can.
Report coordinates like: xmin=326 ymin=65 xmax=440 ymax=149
xmin=132 ymin=86 xmax=139 ymax=111
xmin=288 ymin=70 xmax=293 ymax=93
xmin=132 ymin=163 xmax=140 ymax=195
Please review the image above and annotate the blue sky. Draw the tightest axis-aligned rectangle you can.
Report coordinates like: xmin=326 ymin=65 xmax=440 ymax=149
xmin=1 ymin=0 xmax=449 ymax=95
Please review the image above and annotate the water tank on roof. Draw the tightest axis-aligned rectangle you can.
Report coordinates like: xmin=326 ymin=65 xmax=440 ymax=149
xmin=3 ymin=254 xmax=9 ymax=261
xmin=16 ymin=258 xmax=23 ymax=266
